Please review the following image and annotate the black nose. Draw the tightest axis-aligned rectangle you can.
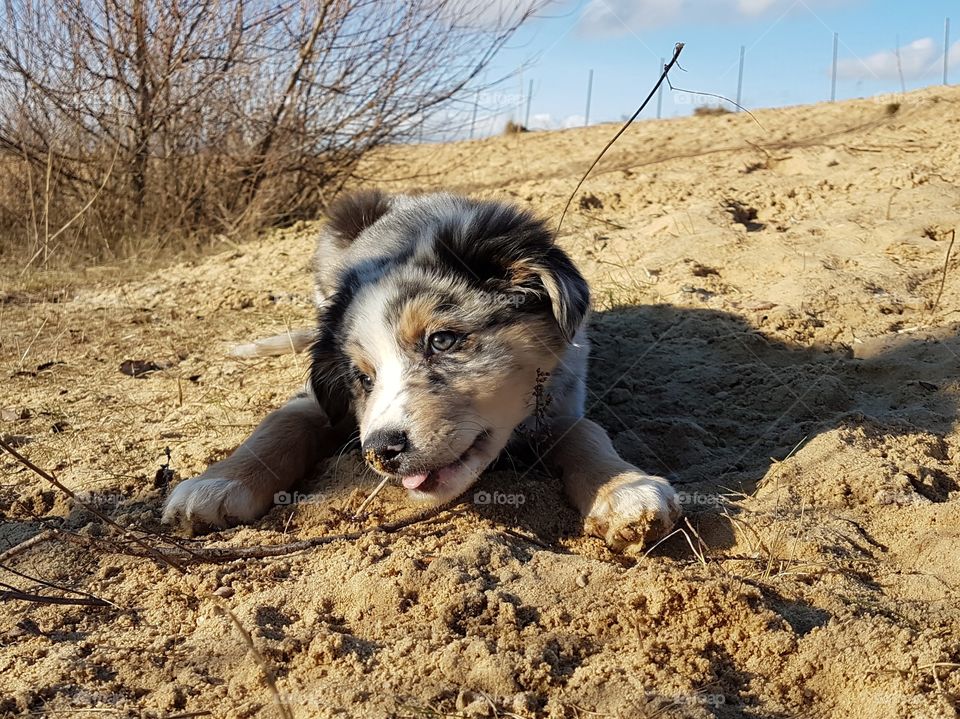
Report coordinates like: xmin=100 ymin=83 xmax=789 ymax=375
xmin=362 ymin=429 xmax=409 ymax=464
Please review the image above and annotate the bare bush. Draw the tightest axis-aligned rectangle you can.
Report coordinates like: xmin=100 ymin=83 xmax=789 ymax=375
xmin=693 ymin=105 xmax=733 ymax=117
xmin=0 ymin=0 xmax=541 ymax=267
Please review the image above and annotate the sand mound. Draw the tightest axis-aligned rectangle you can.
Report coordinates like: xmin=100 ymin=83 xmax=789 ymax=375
xmin=2 ymin=87 xmax=959 ymax=718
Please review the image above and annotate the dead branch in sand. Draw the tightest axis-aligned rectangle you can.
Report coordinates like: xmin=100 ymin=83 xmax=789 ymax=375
xmin=557 ymin=42 xmax=685 ymax=234
xmin=0 ymin=436 xmax=301 ymax=717
xmin=0 ymin=586 xmax=111 ymax=607
xmin=39 ymin=506 xmax=460 ymax=565
xmin=0 ymin=436 xmax=187 ymax=572
xmin=0 ymin=529 xmax=56 ymax=563
xmin=557 ymin=42 xmax=771 ymax=236
xmin=0 ymin=435 xmax=459 ymax=568
xmin=932 ymin=228 xmax=956 ymax=312
xmin=0 ymin=561 xmax=115 ymax=607
xmin=353 ymin=475 xmax=391 ymax=519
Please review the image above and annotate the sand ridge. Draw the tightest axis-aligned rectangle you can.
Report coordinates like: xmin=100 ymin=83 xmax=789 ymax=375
xmin=1 ymin=87 xmax=959 ymax=718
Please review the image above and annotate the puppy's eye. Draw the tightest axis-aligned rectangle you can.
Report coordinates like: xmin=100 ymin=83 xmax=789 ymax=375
xmin=359 ymin=374 xmax=374 ymax=393
xmin=428 ymin=331 xmax=459 ymax=353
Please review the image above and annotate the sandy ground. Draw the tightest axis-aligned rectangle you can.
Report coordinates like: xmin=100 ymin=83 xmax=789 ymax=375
xmin=1 ymin=87 xmax=959 ymax=719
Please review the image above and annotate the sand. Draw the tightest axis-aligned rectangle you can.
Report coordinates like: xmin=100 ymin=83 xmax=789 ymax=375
xmin=1 ymin=87 xmax=959 ymax=718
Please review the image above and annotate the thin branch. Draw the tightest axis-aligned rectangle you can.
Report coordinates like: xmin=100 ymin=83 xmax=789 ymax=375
xmin=48 ymin=506 xmax=460 ymax=564
xmin=666 ymin=81 xmax=763 ymax=127
xmin=932 ymin=228 xmax=956 ymax=312
xmin=0 ymin=529 xmax=56 ymax=563
xmin=0 ymin=436 xmax=185 ymax=572
xmin=557 ymin=42 xmax=685 ymax=234
xmin=0 ymin=561 xmax=117 ymax=606
xmin=0 ymin=587 xmax=112 ymax=607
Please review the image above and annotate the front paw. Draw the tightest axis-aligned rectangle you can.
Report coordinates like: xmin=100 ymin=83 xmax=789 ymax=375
xmin=162 ymin=477 xmax=268 ymax=532
xmin=585 ymin=474 xmax=680 ymax=552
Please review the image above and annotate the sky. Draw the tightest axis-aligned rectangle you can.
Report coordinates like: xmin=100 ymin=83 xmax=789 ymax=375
xmin=446 ymin=0 xmax=958 ymax=137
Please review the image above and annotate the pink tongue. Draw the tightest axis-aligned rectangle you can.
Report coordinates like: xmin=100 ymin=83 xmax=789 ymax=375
xmin=401 ymin=472 xmax=430 ymax=489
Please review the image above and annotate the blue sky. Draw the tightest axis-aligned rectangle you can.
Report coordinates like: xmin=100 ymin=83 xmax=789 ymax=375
xmin=455 ymin=0 xmax=957 ymax=136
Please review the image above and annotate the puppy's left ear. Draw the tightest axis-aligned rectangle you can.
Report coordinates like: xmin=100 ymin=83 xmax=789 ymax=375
xmin=325 ymin=190 xmax=392 ymax=247
xmin=513 ymin=247 xmax=590 ymax=342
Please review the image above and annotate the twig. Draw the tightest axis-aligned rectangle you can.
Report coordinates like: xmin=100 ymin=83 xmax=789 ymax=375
xmin=0 ymin=438 xmax=294 ymax=718
xmin=557 ymin=42 xmax=685 ymax=234
xmin=353 ymin=475 xmax=390 ymax=518
xmin=642 ymin=524 xmax=704 ymax=562
xmin=666 ymin=80 xmax=764 ymax=128
xmin=1 ymin=561 xmax=117 ymax=607
xmin=0 ymin=530 xmax=56 ymax=563
xmin=932 ymin=228 xmax=955 ymax=312
xmin=919 ymin=661 xmax=960 ymax=694
xmin=579 ymin=212 xmax=628 ymax=230
xmin=1 ymin=586 xmax=111 ymax=607
xmin=24 ymin=506 xmax=459 ymax=566
xmin=20 ymin=138 xmax=122 ymax=274
xmin=216 ymin=603 xmax=293 ymax=719
xmin=0 ymin=440 xmax=210 ymax=566
xmin=0 ymin=436 xmax=186 ymax=572
xmin=681 ymin=517 xmax=709 ymax=565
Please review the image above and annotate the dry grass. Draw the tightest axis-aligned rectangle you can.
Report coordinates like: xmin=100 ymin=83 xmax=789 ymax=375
xmin=693 ymin=105 xmax=733 ymax=116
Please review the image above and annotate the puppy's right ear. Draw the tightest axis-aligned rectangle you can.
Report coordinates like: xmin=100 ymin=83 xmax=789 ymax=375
xmin=325 ymin=190 xmax=392 ymax=247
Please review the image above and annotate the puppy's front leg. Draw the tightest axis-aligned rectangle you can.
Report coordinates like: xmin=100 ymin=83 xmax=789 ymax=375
xmin=548 ymin=417 xmax=680 ymax=551
xmin=162 ymin=394 xmax=336 ymax=531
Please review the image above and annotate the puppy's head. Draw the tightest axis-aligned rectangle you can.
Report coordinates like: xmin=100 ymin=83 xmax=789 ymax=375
xmin=311 ymin=193 xmax=589 ymax=503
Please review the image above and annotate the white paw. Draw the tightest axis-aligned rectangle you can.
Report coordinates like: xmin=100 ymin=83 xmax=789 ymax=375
xmin=162 ymin=477 xmax=266 ymax=530
xmin=586 ymin=474 xmax=681 ymax=551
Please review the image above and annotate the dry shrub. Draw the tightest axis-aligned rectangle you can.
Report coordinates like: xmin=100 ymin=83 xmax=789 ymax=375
xmin=0 ymin=0 xmax=543 ymax=269
xmin=693 ymin=105 xmax=733 ymax=116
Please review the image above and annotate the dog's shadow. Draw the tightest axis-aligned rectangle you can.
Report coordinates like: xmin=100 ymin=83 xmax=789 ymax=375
xmin=482 ymin=303 xmax=959 ymax=555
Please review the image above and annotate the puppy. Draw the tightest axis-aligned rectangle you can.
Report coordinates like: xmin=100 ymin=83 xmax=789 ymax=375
xmin=163 ymin=191 xmax=679 ymax=550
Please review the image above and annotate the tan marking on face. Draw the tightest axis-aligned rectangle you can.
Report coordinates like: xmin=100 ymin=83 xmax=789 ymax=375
xmin=396 ymin=294 xmax=441 ymax=349
xmin=344 ymin=340 xmax=375 ymax=378
xmin=442 ymin=315 xmax=564 ymax=412
xmin=497 ymin=315 xmax=566 ymax=354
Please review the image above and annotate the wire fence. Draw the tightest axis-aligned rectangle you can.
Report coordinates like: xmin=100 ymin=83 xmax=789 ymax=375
xmin=418 ymin=16 xmax=953 ymax=143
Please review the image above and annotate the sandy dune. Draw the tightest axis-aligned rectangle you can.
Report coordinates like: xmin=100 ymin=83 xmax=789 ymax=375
xmin=1 ymin=87 xmax=959 ymax=718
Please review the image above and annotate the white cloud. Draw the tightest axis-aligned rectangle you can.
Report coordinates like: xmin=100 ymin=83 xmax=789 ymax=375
xmin=579 ymin=0 xmax=684 ymax=35
xmin=737 ymin=0 xmax=777 ymax=14
xmin=527 ymin=112 xmax=555 ymax=130
xmin=835 ymin=37 xmax=954 ymax=81
xmin=523 ymin=112 xmax=587 ymax=130
xmin=578 ymin=0 xmax=850 ymax=36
